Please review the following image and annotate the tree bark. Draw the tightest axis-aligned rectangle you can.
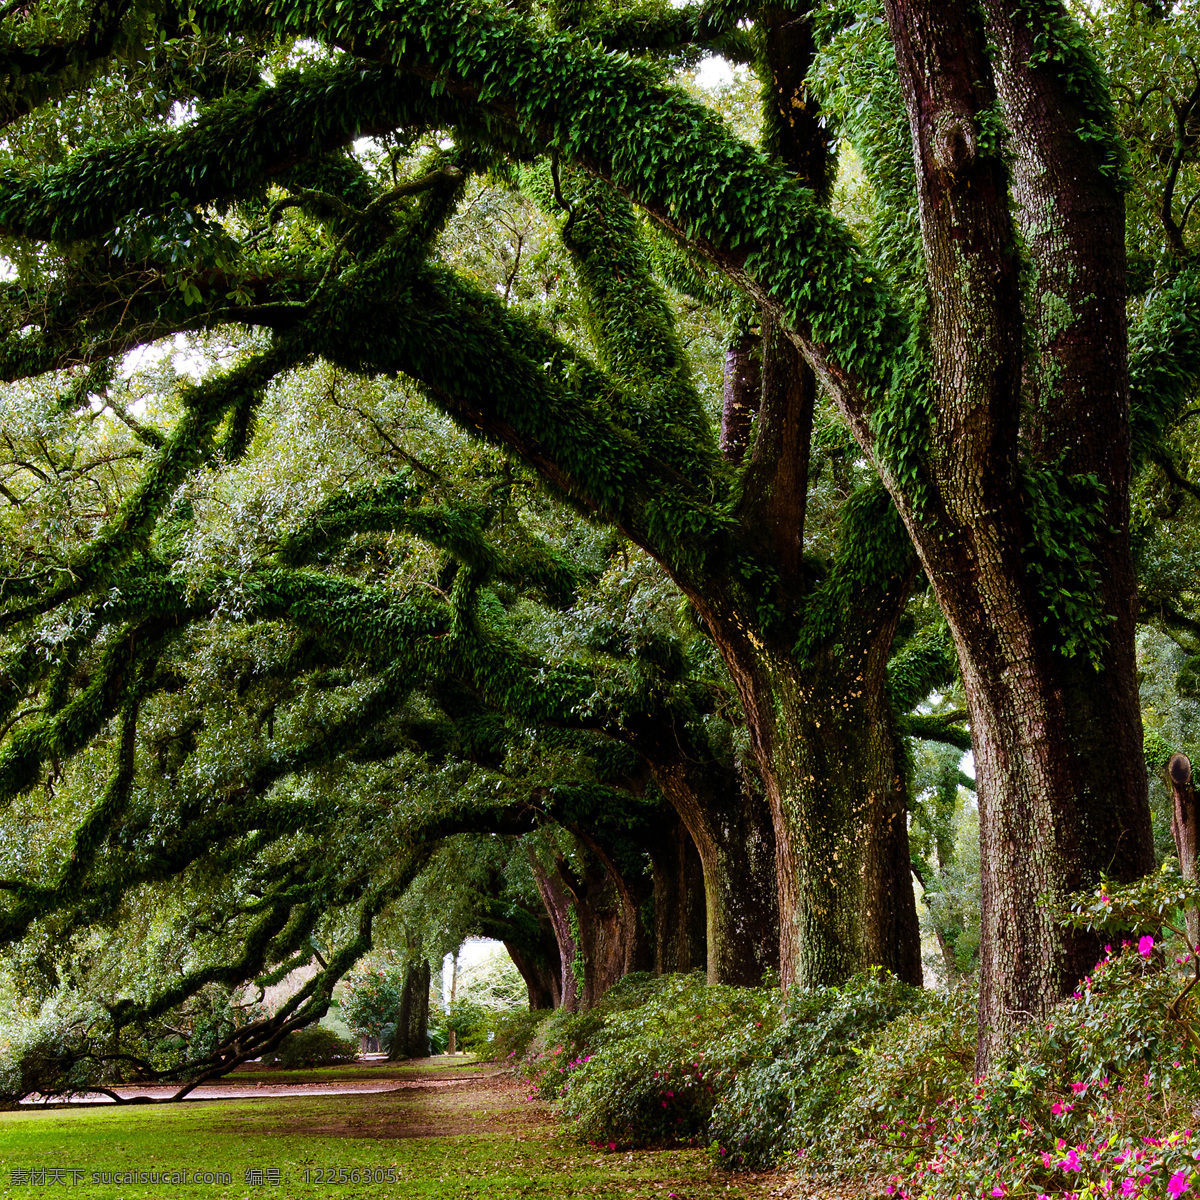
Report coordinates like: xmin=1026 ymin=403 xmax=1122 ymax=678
xmin=720 ymin=331 xmax=760 ymax=462
xmin=1170 ymin=753 xmax=1200 ymax=951
xmin=528 ymin=851 xmax=581 ymax=1012
xmin=646 ymin=808 xmax=708 ymax=975
xmin=698 ymin=576 xmax=923 ymax=990
xmin=503 ymin=936 xmax=561 ymax=1010
xmin=640 ymin=747 xmax=779 ymax=986
xmin=880 ymin=0 xmax=1155 ymax=1069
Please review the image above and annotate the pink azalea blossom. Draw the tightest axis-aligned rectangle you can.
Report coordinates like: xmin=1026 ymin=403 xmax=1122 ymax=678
xmin=1139 ymin=935 xmax=1155 ymax=957
xmin=1169 ymin=1172 xmax=1192 ymax=1198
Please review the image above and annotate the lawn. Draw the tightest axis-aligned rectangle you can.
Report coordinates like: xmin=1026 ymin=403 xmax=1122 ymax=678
xmin=0 ymin=1060 xmax=792 ymax=1200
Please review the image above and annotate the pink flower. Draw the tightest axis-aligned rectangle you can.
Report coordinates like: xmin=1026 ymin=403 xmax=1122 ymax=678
xmin=1071 ymin=1081 xmax=1088 ymax=1094
xmin=1169 ymin=1171 xmax=1192 ymax=1198
xmin=991 ymin=1188 xmax=1005 ymax=1197
xmin=1058 ymin=1149 xmax=1082 ymax=1172
xmin=1139 ymin=935 xmax=1155 ymax=957
xmin=1121 ymin=1182 xmax=1138 ymax=1197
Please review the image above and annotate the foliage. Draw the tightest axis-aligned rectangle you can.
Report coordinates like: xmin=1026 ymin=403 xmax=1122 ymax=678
xmin=339 ymin=964 xmax=404 ymax=1040
xmin=541 ymin=973 xmax=773 ymax=1148
xmin=261 ymin=1024 xmax=358 ymax=1069
xmin=707 ymin=969 xmax=926 ymax=1169
xmin=487 ymin=1007 xmax=550 ymax=1062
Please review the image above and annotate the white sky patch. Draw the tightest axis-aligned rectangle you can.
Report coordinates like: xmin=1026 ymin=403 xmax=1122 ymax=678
xmin=442 ymin=937 xmax=504 ymax=1007
xmin=694 ymin=54 xmax=736 ymax=90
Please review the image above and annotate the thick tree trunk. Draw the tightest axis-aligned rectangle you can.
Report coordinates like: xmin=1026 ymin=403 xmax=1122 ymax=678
xmin=387 ymin=960 xmax=430 ymax=1059
xmin=880 ymin=0 xmax=1156 ymax=1069
xmin=528 ymin=835 xmax=651 ymax=1009
xmin=528 ymin=850 xmax=581 ymax=1012
xmin=700 ymin=587 xmax=923 ymax=990
xmin=571 ymin=830 xmax=654 ymax=1006
xmin=720 ymin=331 xmax=760 ymax=462
xmin=646 ymin=810 xmax=708 ymax=975
xmin=645 ymin=751 xmax=779 ymax=985
xmin=504 ymin=938 xmax=560 ymax=1010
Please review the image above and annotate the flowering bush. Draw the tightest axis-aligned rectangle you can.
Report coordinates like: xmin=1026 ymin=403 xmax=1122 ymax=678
xmin=339 ymin=965 xmax=404 ymax=1041
xmin=485 ymin=1008 xmax=549 ymax=1062
xmin=522 ymin=866 xmax=1200 ymax=1198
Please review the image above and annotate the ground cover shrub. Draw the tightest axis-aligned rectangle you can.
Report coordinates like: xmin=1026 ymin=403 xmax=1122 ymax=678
xmin=889 ymin=865 xmax=1200 ymax=1198
xmin=549 ymin=973 xmax=779 ymax=1148
xmin=522 ymin=1005 xmax=608 ymax=1100
xmin=810 ymin=983 xmax=976 ymax=1175
xmin=262 ymin=1024 xmax=358 ymax=1069
xmin=534 ymin=866 xmax=1200 ymax=1196
xmin=709 ymin=968 xmax=930 ymax=1169
xmin=487 ymin=1008 xmax=550 ymax=1062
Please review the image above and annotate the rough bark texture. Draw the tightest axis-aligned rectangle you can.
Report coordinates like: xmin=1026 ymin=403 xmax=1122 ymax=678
xmin=528 ymin=850 xmax=582 ymax=1012
xmin=696 ymin=570 xmax=923 ymax=991
xmin=742 ymin=315 xmax=813 ymax=584
xmin=570 ymin=829 xmax=654 ymax=1006
xmin=880 ymin=0 xmax=1155 ymax=1068
xmin=649 ymin=752 xmax=779 ymax=984
xmin=720 ymin=331 xmax=760 ymax=462
xmin=646 ymin=808 xmax=708 ymax=975
xmin=528 ymin=836 xmax=652 ymax=1010
xmin=1170 ymin=753 xmax=1200 ymax=951
xmin=388 ymin=959 xmax=431 ymax=1059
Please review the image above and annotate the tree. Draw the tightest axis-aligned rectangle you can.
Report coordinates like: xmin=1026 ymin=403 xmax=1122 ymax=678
xmin=3 ymin=0 xmax=1196 ymax=1067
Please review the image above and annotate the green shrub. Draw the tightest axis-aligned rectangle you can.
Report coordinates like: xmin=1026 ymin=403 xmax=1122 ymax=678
xmin=447 ymin=997 xmax=492 ymax=1052
xmin=340 ymin=965 xmax=403 ymax=1040
xmin=262 ymin=1024 xmax=358 ymax=1069
xmin=708 ymin=968 xmax=926 ymax=1169
xmin=554 ymin=973 xmax=777 ymax=1148
xmin=522 ymin=1005 xmax=608 ymax=1099
xmin=831 ymin=983 xmax=975 ymax=1170
xmin=485 ymin=1008 xmax=550 ymax=1062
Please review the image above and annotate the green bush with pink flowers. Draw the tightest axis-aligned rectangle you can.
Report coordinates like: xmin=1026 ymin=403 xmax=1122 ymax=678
xmin=521 ymin=863 xmax=1200 ymax=1199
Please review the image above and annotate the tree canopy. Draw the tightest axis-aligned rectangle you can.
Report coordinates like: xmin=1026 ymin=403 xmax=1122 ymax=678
xmin=2 ymin=0 xmax=1200 ymax=1082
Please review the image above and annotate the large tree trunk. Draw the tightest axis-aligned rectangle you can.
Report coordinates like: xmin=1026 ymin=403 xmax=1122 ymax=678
xmin=644 ymin=750 xmax=779 ymax=985
xmin=570 ymin=830 xmax=654 ymax=1006
xmin=645 ymin=809 xmax=708 ymax=975
xmin=879 ymin=0 xmax=1156 ymax=1068
xmin=528 ymin=834 xmax=652 ymax=1009
xmin=704 ymin=608 xmax=923 ymax=990
xmin=528 ymin=849 xmax=581 ymax=1012
xmin=387 ymin=960 xmax=431 ymax=1059
xmin=504 ymin=937 xmax=560 ymax=1010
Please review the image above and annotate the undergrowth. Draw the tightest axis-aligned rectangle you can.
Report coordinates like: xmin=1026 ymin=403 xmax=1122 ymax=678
xmin=519 ymin=865 xmax=1200 ymax=1199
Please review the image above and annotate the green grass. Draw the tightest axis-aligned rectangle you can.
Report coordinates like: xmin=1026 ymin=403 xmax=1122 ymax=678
xmin=0 ymin=1062 xmax=777 ymax=1199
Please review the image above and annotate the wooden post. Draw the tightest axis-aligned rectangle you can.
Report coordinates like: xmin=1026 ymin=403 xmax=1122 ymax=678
xmin=1170 ymin=753 xmax=1200 ymax=951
